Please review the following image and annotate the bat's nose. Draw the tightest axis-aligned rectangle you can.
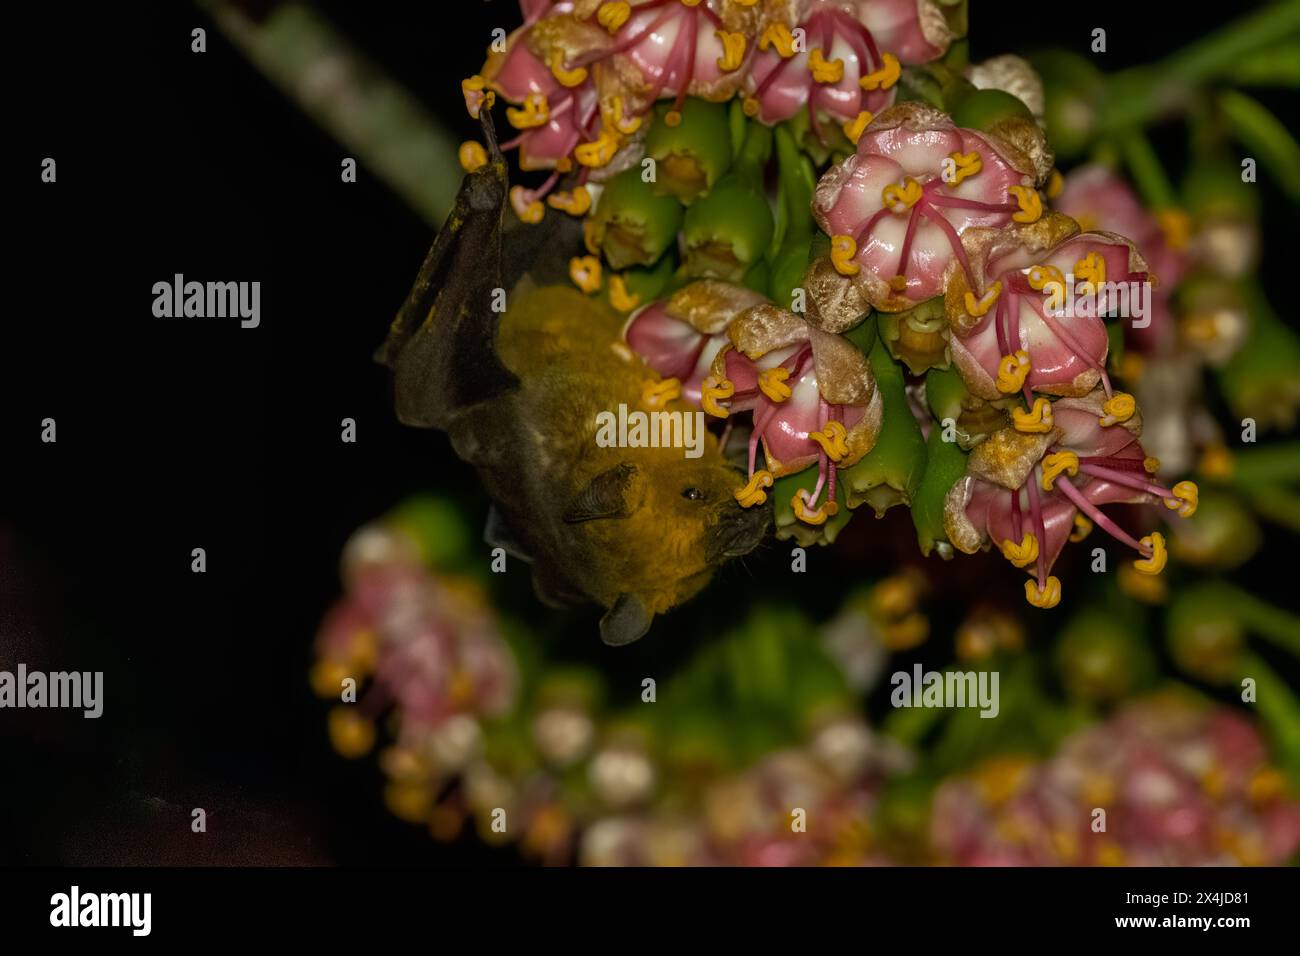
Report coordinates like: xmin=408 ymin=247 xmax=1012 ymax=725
xmin=710 ymin=502 xmax=772 ymax=560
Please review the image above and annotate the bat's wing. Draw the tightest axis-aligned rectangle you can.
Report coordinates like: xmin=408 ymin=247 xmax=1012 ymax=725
xmin=375 ymin=111 xmax=518 ymax=430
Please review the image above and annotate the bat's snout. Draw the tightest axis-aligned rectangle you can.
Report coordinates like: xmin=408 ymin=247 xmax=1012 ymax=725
xmin=708 ymin=501 xmax=771 ymax=562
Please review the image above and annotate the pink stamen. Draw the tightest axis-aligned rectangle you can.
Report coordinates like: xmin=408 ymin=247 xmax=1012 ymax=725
xmin=919 ymin=203 xmax=976 ymax=288
xmin=1025 ymin=478 xmax=1048 ymax=590
xmin=1053 ymin=475 xmax=1151 ymax=555
xmin=1077 ymin=464 xmax=1174 ymax=498
xmin=893 ymin=204 xmax=922 ymax=286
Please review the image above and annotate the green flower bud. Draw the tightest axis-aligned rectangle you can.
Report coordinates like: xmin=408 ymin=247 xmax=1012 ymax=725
xmin=682 ymin=122 xmax=774 ymax=282
xmin=601 ymin=252 xmax=676 ymax=312
xmin=644 ymin=99 xmax=734 ymax=205
xmin=1056 ymin=608 xmax=1154 ymax=704
xmin=590 ymin=167 xmax=684 ymax=270
xmin=1029 ymin=50 xmax=1103 ymax=160
xmin=878 ymin=296 xmax=950 ymax=375
xmin=1166 ymin=586 xmax=1247 ymax=685
xmin=1218 ymin=289 xmax=1300 ymax=431
xmin=948 ymin=87 xmax=1034 ymax=132
xmin=388 ymin=496 xmax=471 ymax=570
xmin=1168 ymin=490 xmax=1261 ymax=570
xmin=911 ymin=424 xmax=968 ymax=558
xmin=840 ymin=333 xmax=927 ymax=515
xmin=773 ymin=464 xmax=852 ymax=547
xmin=925 ymin=366 xmax=1008 ymax=450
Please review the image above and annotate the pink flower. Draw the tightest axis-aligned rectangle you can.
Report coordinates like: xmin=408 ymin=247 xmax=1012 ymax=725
xmin=945 ymin=389 xmax=1198 ymax=608
xmin=1055 ymin=165 xmax=1189 ymax=353
xmin=946 ymin=214 xmax=1150 ymax=401
xmin=932 ymin=699 xmax=1300 ymax=866
xmin=742 ymin=0 xmax=951 ymax=133
xmin=622 ymin=279 xmax=768 ymax=406
xmin=815 ymin=103 xmax=1047 ymax=310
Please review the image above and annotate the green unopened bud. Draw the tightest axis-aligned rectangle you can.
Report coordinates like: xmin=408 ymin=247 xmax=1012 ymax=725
xmin=773 ymin=464 xmax=852 ymax=547
xmin=590 ymin=167 xmax=684 ymax=270
xmin=767 ymin=124 xmax=817 ymax=308
xmin=1030 ymin=50 xmax=1103 ymax=160
xmin=1056 ymin=608 xmax=1154 ymax=704
xmin=1218 ymin=290 xmax=1300 ymax=431
xmin=387 ymin=496 xmax=472 ymax=570
xmin=682 ymin=123 xmax=774 ymax=282
xmin=948 ymin=87 xmax=1034 ymax=132
xmin=925 ymin=367 xmax=1007 ymax=450
xmin=1167 ymin=586 xmax=1247 ymax=685
xmin=644 ymin=99 xmax=734 ymax=205
xmin=878 ymin=296 xmax=950 ymax=374
xmin=840 ymin=334 xmax=927 ymax=515
xmin=1168 ymin=490 xmax=1261 ymax=570
xmin=911 ymin=423 xmax=968 ymax=558
xmin=602 ymin=253 xmax=676 ymax=312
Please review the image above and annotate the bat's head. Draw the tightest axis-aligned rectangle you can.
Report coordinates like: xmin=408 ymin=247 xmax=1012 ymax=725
xmin=564 ymin=449 xmax=771 ymax=646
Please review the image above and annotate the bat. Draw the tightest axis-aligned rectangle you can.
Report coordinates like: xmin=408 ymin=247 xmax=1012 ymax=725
xmin=376 ymin=112 xmax=770 ymax=646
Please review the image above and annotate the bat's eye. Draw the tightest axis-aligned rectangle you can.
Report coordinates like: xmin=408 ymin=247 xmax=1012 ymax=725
xmin=681 ymin=486 xmax=706 ymax=501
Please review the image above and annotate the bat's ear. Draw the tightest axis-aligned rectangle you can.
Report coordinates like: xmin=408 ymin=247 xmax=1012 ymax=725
xmin=600 ymin=593 xmax=653 ymax=646
xmin=563 ymin=463 xmax=645 ymax=523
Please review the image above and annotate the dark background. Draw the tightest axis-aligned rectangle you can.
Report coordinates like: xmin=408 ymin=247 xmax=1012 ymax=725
xmin=1 ymin=1 xmax=1292 ymax=865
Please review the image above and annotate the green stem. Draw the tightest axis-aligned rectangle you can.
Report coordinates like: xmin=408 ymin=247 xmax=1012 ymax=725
xmin=1216 ymin=582 xmax=1300 ymax=657
xmin=1119 ymin=131 xmax=1177 ymax=209
xmin=1230 ymin=441 xmax=1300 ymax=485
xmin=1243 ymin=485 xmax=1300 ymax=534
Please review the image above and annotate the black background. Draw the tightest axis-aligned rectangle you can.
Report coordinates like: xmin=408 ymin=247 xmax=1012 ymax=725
xmin=1 ymin=1 xmax=1293 ymax=866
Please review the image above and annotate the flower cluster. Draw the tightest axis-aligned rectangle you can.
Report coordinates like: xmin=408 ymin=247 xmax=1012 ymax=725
xmin=932 ymin=696 xmax=1300 ymax=866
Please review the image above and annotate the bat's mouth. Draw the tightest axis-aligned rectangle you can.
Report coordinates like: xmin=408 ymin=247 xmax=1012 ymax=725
xmin=708 ymin=503 xmax=772 ymax=561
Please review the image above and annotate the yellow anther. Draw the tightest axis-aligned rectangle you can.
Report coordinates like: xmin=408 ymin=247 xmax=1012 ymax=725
xmin=1046 ymin=168 xmax=1064 ymax=199
xmin=842 ymin=110 xmax=873 ymax=144
xmin=608 ymin=274 xmax=641 ymax=312
xmin=965 ymin=281 xmax=1002 ymax=318
xmin=1074 ymin=251 xmax=1106 ymax=288
xmin=641 ymin=377 xmax=681 ymax=408
xmin=716 ymin=30 xmax=747 ymax=72
xmin=792 ymin=489 xmax=839 ymax=525
xmin=328 ymin=707 xmax=375 ymax=759
xmin=1143 ymin=456 xmax=1161 ymax=474
xmin=808 ymin=48 xmax=844 ymax=84
xmin=1000 ymin=532 xmax=1039 ymax=568
xmin=547 ymin=186 xmax=593 ymax=216
xmin=458 ymin=140 xmax=488 ymax=173
xmin=888 ymin=274 xmax=908 ymax=292
xmin=1027 ymin=263 xmax=1065 ymax=292
xmin=1013 ymin=397 xmax=1053 ymax=433
xmin=1009 ymin=185 xmax=1042 ymax=223
xmin=1099 ymin=392 xmax=1136 ymax=427
xmin=809 ymin=420 xmax=850 ymax=462
xmin=1069 ymin=514 xmax=1093 ymax=542
xmin=1024 ymin=576 xmax=1061 ymax=609
xmin=681 ymin=0 xmax=702 ymax=5
xmin=583 ymin=217 xmax=602 ymax=254
xmin=946 ymin=150 xmax=982 ymax=186
xmin=550 ymin=51 xmax=589 ymax=88
xmin=995 ymin=350 xmax=1031 ymax=394
xmin=859 ymin=52 xmax=900 ymax=91
xmin=759 ymin=22 xmax=796 ymax=58
xmin=461 ymin=75 xmax=496 ymax=118
xmin=597 ymin=1 xmax=631 ymax=33
xmin=758 ymin=366 xmax=793 ymax=402
xmin=1164 ymin=480 xmax=1199 ymax=518
xmin=1198 ymin=445 xmax=1234 ymax=480
xmin=506 ymin=92 xmax=550 ymax=129
xmin=701 ymin=376 xmax=734 ymax=418
xmin=735 ymin=469 xmax=774 ymax=507
xmin=309 ymin=658 xmax=351 ymax=698
xmin=830 ymin=234 xmax=859 ymax=276
xmin=1133 ymin=531 xmax=1167 ymax=575
xmin=1041 ymin=450 xmax=1079 ymax=491
xmin=510 ymin=186 xmax=545 ymax=224
xmin=569 ymin=255 xmax=603 ymax=294
xmin=1156 ymin=208 xmax=1191 ymax=251
xmin=556 ymin=156 xmax=574 ymax=173
xmin=742 ymin=96 xmax=761 ymax=117
xmin=882 ymin=177 xmax=923 ymax=213
xmin=601 ymin=96 xmax=643 ymax=135
xmin=575 ymin=128 xmax=622 ymax=167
